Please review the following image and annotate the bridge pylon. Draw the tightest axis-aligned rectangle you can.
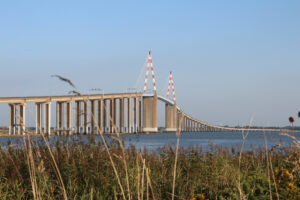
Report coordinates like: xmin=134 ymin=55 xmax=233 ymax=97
xmin=166 ymin=71 xmax=176 ymax=104
xmin=164 ymin=71 xmax=178 ymax=132
xmin=143 ymin=51 xmax=157 ymax=95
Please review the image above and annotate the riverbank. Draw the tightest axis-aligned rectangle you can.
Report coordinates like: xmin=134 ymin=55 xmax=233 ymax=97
xmin=0 ymin=136 xmax=299 ymax=199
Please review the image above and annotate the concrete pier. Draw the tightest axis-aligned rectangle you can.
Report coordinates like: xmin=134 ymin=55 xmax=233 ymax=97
xmin=127 ymin=97 xmax=131 ymax=133
xmin=119 ymin=98 xmax=124 ymax=133
xmin=133 ymin=98 xmax=137 ymax=133
xmin=103 ymin=100 xmax=107 ymax=133
xmin=9 ymin=104 xmax=26 ymax=135
xmin=97 ymin=100 xmax=103 ymax=134
xmin=90 ymin=100 xmax=95 ymax=134
xmin=66 ymin=102 xmax=72 ymax=135
xmin=109 ymin=99 xmax=113 ymax=133
xmin=112 ymin=99 xmax=116 ymax=133
xmin=44 ymin=103 xmax=51 ymax=135
xmin=165 ymin=104 xmax=177 ymax=132
xmin=83 ymin=101 xmax=88 ymax=134
xmin=19 ymin=104 xmax=26 ymax=135
xmin=138 ymin=97 xmax=142 ymax=132
xmin=142 ymin=95 xmax=158 ymax=132
xmin=36 ymin=103 xmax=42 ymax=134
xmin=75 ymin=101 xmax=81 ymax=134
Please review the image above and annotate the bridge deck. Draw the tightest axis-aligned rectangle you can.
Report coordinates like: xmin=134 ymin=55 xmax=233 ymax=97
xmin=0 ymin=93 xmax=143 ymax=104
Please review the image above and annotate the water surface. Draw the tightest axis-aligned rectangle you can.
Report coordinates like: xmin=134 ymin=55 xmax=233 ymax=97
xmin=0 ymin=131 xmax=299 ymax=152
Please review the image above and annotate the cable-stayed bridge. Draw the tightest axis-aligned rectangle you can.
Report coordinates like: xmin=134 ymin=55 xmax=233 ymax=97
xmin=0 ymin=51 xmax=288 ymax=135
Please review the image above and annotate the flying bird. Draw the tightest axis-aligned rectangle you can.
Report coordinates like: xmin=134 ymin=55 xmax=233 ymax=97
xmin=51 ymin=75 xmax=77 ymax=89
xmin=68 ymin=90 xmax=82 ymax=96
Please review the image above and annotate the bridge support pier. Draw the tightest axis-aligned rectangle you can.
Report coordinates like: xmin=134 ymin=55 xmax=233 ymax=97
xmin=133 ymin=98 xmax=137 ymax=133
xmin=19 ymin=104 xmax=26 ymax=135
xmin=109 ymin=99 xmax=114 ymax=133
xmin=119 ymin=98 xmax=124 ymax=133
xmin=83 ymin=101 xmax=88 ymax=134
xmin=66 ymin=102 xmax=72 ymax=135
xmin=112 ymin=99 xmax=116 ymax=133
xmin=165 ymin=104 xmax=177 ymax=132
xmin=9 ymin=104 xmax=26 ymax=135
xmin=75 ymin=101 xmax=81 ymax=134
xmin=97 ymin=100 xmax=103 ymax=134
xmin=103 ymin=100 xmax=107 ymax=133
xmin=127 ymin=97 xmax=131 ymax=133
xmin=142 ymin=95 xmax=158 ymax=133
xmin=138 ymin=97 xmax=142 ymax=133
xmin=9 ymin=104 xmax=16 ymax=135
xmin=56 ymin=102 xmax=64 ymax=135
xmin=90 ymin=100 xmax=95 ymax=134
xmin=36 ymin=103 xmax=43 ymax=134
xmin=44 ymin=103 xmax=51 ymax=135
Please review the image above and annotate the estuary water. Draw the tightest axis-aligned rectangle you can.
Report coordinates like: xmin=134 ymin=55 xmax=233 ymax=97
xmin=0 ymin=131 xmax=299 ymax=152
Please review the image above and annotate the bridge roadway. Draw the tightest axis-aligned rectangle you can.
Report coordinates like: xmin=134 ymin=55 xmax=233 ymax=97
xmin=0 ymin=93 xmax=290 ymax=135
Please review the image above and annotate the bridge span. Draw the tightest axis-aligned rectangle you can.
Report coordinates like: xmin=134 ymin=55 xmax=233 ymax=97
xmin=0 ymin=93 xmax=287 ymax=136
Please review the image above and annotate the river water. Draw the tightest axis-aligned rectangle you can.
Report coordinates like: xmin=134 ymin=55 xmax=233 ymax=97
xmin=0 ymin=131 xmax=299 ymax=152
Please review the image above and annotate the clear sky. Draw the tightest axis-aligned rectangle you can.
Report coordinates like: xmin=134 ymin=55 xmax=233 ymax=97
xmin=0 ymin=1 xmax=300 ymax=127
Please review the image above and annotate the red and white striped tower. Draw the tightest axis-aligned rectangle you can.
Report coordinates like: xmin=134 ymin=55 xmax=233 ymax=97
xmin=143 ymin=51 xmax=157 ymax=95
xmin=166 ymin=71 xmax=177 ymax=104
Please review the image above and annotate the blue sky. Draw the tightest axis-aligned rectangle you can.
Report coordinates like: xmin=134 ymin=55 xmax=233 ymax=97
xmin=0 ymin=1 xmax=300 ymax=127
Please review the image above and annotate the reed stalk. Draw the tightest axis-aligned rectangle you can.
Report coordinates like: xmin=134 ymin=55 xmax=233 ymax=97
xmin=172 ymin=113 xmax=184 ymax=200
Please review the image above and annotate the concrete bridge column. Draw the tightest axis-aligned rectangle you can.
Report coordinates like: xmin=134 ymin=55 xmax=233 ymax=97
xmin=205 ymin=125 xmax=208 ymax=131
xmin=97 ymin=100 xmax=103 ymax=134
xmin=8 ymin=104 xmax=16 ymax=135
xmin=184 ymin=117 xmax=188 ymax=132
xmin=66 ymin=102 xmax=72 ymax=135
xmin=165 ymin=104 xmax=177 ymax=132
xmin=56 ymin=102 xmax=64 ymax=135
xmin=180 ymin=116 xmax=183 ymax=132
xmin=185 ymin=118 xmax=188 ymax=132
xmin=142 ymin=95 xmax=158 ymax=133
xmin=119 ymin=98 xmax=124 ymax=133
xmin=193 ymin=121 xmax=196 ymax=132
xmin=103 ymin=100 xmax=107 ymax=133
xmin=127 ymin=97 xmax=131 ymax=133
xmin=193 ymin=121 xmax=195 ymax=132
xmin=75 ymin=101 xmax=81 ymax=134
xmin=83 ymin=101 xmax=88 ymax=134
xmin=113 ymin=99 xmax=116 ymax=133
xmin=109 ymin=99 xmax=112 ymax=133
xmin=36 ymin=103 xmax=43 ymax=134
xmin=16 ymin=104 xmax=25 ymax=135
xmin=90 ymin=100 xmax=95 ymax=134
xmin=109 ymin=99 xmax=114 ymax=133
xmin=19 ymin=104 xmax=26 ymax=135
xmin=17 ymin=105 xmax=21 ymax=135
xmin=133 ymin=97 xmax=137 ymax=133
xmin=138 ymin=97 xmax=142 ymax=133
xmin=44 ymin=103 xmax=51 ymax=135
xmin=181 ymin=116 xmax=185 ymax=132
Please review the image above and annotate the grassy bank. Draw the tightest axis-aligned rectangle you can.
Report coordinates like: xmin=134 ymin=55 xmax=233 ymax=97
xmin=0 ymin=136 xmax=299 ymax=200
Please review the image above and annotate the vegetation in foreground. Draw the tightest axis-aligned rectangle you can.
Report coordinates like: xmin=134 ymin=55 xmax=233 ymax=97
xmin=0 ymin=136 xmax=299 ymax=200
